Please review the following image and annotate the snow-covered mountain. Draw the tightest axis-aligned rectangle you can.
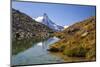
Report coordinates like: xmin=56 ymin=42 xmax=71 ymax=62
xmin=64 ymin=26 xmax=69 ymax=29
xmin=34 ymin=13 xmax=63 ymax=31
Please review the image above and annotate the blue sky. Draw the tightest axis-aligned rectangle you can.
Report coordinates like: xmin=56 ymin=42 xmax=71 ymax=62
xmin=12 ymin=1 xmax=96 ymax=26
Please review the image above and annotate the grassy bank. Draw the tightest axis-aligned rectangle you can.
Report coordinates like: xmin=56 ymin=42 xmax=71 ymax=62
xmin=49 ymin=16 xmax=96 ymax=61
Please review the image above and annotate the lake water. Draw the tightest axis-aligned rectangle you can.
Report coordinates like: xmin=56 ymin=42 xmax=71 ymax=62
xmin=12 ymin=37 xmax=64 ymax=66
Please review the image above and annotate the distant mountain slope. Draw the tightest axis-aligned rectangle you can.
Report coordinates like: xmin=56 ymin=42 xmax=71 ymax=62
xmin=12 ymin=9 xmax=54 ymax=41
xmin=48 ymin=16 xmax=96 ymax=61
xmin=35 ymin=13 xmax=63 ymax=31
xmin=12 ymin=9 xmax=54 ymax=54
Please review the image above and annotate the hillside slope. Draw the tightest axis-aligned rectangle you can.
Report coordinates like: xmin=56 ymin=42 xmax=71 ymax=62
xmin=12 ymin=9 xmax=54 ymax=54
xmin=48 ymin=16 xmax=96 ymax=61
xmin=12 ymin=9 xmax=54 ymax=40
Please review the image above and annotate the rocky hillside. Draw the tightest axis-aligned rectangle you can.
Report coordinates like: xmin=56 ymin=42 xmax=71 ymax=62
xmin=12 ymin=9 xmax=54 ymax=54
xmin=12 ymin=9 xmax=54 ymax=41
xmin=48 ymin=16 xmax=96 ymax=61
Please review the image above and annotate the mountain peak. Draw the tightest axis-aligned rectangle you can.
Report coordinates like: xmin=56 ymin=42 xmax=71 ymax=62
xmin=43 ymin=13 xmax=48 ymax=17
xmin=35 ymin=14 xmax=63 ymax=31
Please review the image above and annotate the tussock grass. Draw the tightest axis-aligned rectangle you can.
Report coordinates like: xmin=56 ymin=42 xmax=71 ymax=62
xmin=49 ymin=16 xmax=96 ymax=61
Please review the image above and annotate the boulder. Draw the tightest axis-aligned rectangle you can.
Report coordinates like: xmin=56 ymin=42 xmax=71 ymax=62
xmin=47 ymin=47 xmax=60 ymax=52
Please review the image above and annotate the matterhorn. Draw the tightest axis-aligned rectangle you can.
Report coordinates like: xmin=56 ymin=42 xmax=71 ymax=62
xmin=35 ymin=13 xmax=63 ymax=31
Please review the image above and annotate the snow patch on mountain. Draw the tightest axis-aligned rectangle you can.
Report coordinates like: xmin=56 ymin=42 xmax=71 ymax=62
xmin=35 ymin=16 xmax=44 ymax=22
xmin=64 ymin=26 xmax=69 ymax=29
xmin=34 ymin=13 xmax=63 ymax=31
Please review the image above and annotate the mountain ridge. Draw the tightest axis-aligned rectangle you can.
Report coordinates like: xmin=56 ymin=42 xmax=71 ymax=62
xmin=35 ymin=13 xmax=64 ymax=31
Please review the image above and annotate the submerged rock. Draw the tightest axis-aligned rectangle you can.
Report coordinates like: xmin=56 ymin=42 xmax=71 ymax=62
xmin=47 ymin=47 xmax=60 ymax=52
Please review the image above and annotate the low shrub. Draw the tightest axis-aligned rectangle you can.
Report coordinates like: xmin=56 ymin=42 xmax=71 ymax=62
xmin=86 ymin=48 xmax=96 ymax=60
xmin=63 ymin=45 xmax=87 ymax=57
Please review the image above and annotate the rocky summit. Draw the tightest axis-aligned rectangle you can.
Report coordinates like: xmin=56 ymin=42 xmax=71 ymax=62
xmin=35 ymin=13 xmax=63 ymax=31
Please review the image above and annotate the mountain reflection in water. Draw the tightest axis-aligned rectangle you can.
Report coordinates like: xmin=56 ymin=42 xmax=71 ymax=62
xmin=12 ymin=37 xmax=64 ymax=66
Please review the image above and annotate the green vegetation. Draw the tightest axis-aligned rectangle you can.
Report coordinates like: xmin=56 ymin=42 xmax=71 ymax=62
xmin=49 ymin=16 xmax=96 ymax=61
xmin=63 ymin=45 xmax=87 ymax=57
xmin=12 ymin=37 xmax=50 ymax=55
xmin=12 ymin=39 xmax=33 ymax=55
